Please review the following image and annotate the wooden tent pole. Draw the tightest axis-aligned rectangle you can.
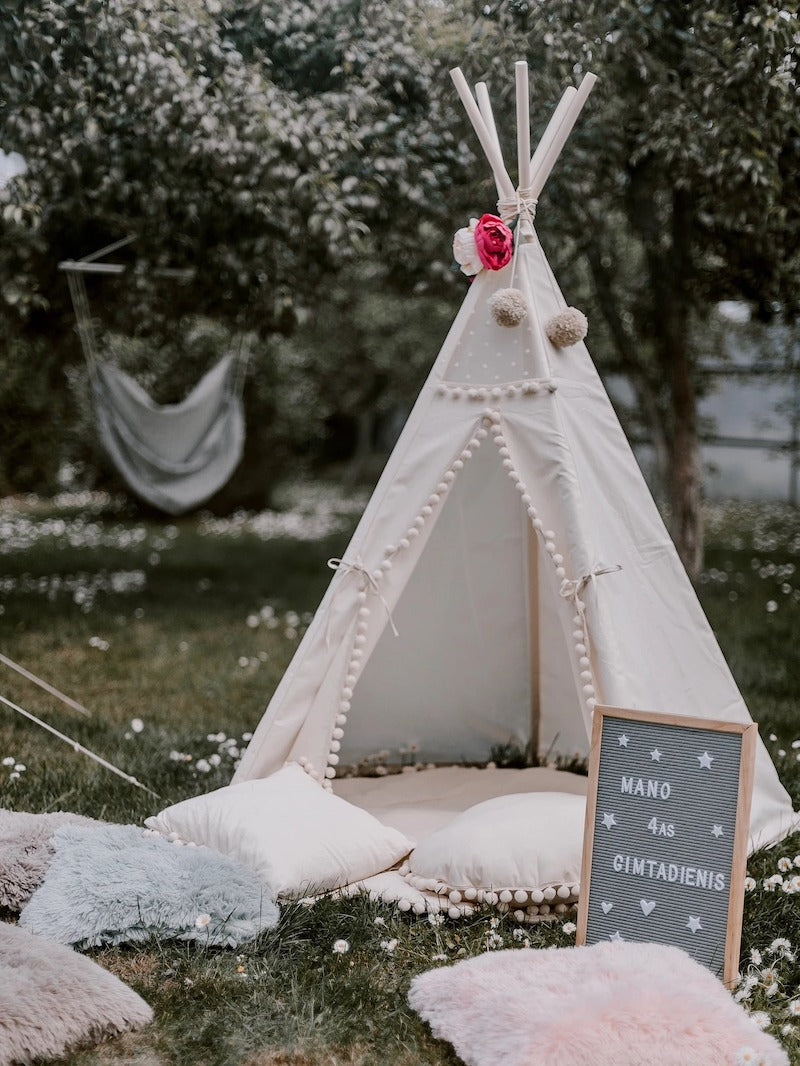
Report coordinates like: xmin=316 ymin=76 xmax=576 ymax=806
xmin=474 ymin=81 xmax=505 ymax=199
xmin=450 ymin=68 xmax=516 ymax=202
xmin=515 ymin=61 xmax=532 ymax=195
xmin=529 ymin=86 xmax=577 ymax=180
xmin=527 ymin=523 xmax=541 ymax=761
xmin=530 ymin=73 xmax=597 ymax=199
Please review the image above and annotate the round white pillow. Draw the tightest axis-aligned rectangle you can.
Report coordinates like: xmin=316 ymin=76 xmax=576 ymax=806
xmin=405 ymin=791 xmax=585 ymax=920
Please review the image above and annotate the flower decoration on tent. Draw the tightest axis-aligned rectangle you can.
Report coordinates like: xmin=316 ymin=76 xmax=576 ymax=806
xmin=474 ymin=214 xmax=514 ymax=270
xmin=453 ymin=213 xmax=514 ymax=276
xmin=453 ymin=219 xmax=482 ymax=276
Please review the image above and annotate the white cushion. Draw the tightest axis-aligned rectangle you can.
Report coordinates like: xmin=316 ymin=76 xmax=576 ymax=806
xmin=405 ymin=791 xmax=585 ymax=919
xmin=145 ymin=764 xmax=414 ymax=898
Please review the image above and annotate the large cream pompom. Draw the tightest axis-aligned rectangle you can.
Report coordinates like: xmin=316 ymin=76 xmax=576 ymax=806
xmin=488 ymin=287 xmax=528 ymax=328
xmin=545 ymin=307 xmax=588 ymax=348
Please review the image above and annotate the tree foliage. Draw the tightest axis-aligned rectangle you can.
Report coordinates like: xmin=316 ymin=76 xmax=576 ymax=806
xmin=0 ymin=0 xmax=466 ymax=500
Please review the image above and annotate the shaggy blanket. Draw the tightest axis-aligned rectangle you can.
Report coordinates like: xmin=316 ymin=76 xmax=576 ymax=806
xmin=19 ymin=822 xmax=278 ymax=949
xmin=0 ymin=808 xmax=101 ymax=911
xmin=0 ymin=921 xmax=152 ymax=1065
xmin=408 ymin=941 xmax=788 ymax=1066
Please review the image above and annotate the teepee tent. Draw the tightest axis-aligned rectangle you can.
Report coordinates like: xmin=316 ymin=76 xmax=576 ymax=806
xmin=60 ymin=238 xmax=248 ymax=516
xmin=234 ymin=64 xmax=797 ymax=851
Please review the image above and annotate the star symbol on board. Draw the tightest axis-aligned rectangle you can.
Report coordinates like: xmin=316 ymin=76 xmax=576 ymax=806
xmin=601 ymin=812 xmax=617 ymax=830
xmin=697 ymin=751 xmax=715 ymax=770
xmin=686 ymin=916 xmax=703 ymax=934
xmin=711 ymin=825 xmax=724 ymax=838
xmin=618 ymin=734 xmax=629 ymax=748
xmin=609 ymin=931 xmax=624 ymax=942
xmin=650 ymin=748 xmax=662 ymax=762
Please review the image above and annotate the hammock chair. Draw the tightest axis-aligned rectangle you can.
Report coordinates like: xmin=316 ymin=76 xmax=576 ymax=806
xmin=60 ymin=237 xmax=249 ymax=516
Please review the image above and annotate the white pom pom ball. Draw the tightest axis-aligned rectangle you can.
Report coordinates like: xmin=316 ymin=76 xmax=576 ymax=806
xmin=545 ymin=306 xmax=588 ymax=348
xmin=488 ymin=287 xmax=528 ymax=328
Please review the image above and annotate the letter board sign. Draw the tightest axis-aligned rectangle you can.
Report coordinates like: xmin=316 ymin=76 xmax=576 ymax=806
xmin=576 ymin=705 xmax=756 ymax=986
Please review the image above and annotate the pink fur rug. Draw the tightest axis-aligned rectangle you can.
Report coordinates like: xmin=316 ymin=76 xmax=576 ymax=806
xmin=408 ymin=942 xmax=788 ymax=1066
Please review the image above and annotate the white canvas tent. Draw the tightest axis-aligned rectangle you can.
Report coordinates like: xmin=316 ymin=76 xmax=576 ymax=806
xmin=235 ymin=64 xmax=797 ymax=852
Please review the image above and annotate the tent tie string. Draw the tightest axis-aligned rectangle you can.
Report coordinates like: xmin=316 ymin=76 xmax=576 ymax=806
xmin=560 ymin=563 xmax=623 ymax=663
xmin=325 ymin=556 xmax=400 ymax=649
xmin=497 ymin=191 xmax=538 ymax=289
xmin=497 ymin=191 xmax=538 ymax=226
xmin=559 ymin=564 xmax=623 ymax=606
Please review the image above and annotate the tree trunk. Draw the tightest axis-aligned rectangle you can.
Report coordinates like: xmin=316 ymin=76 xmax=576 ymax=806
xmin=668 ymin=369 xmax=704 ymax=580
xmin=662 ymin=189 xmax=704 ymax=581
xmin=343 ymin=408 xmax=376 ymax=489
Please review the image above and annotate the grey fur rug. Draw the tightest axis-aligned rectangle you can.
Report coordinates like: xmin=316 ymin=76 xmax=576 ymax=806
xmin=0 ymin=920 xmax=152 ymax=1065
xmin=19 ymin=822 xmax=278 ymax=949
xmin=0 ymin=808 xmax=101 ymax=911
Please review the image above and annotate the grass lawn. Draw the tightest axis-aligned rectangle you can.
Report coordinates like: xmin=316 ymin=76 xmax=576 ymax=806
xmin=1 ymin=487 xmax=799 ymax=1064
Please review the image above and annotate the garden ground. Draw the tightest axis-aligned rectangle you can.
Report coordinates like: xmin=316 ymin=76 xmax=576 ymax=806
xmin=1 ymin=486 xmax=799 ymax=1064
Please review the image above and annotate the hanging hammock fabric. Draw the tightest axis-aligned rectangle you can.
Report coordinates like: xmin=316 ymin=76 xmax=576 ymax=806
xmin=62 ymin=252 xmax=248 ymax=515
xmin=92 ymin=354 xmax=245 ymax=515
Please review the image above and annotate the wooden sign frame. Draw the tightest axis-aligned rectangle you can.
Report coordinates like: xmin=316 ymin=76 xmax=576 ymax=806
xmin=576 ymin=705 xmax=757 ymax=987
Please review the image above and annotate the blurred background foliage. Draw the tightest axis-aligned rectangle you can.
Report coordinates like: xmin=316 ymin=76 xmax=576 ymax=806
xmin=0 ymin=0 xmax=798 ymax=563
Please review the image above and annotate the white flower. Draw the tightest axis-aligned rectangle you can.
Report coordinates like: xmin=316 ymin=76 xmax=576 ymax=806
xmin=789 ymin=1000 xmax=800 ymax=1016
xmin=749 ymin=1011 xmax=771 ymax=1030
xmin=195 ymin=913 xmax=212 ymax=929
xmin=562 ymin=921 xmax=577 ymax=935
xmin=208 ymin=754 xmax=221 ymax=767
xmin=8 ymin=772 xmax=19 ymax=781
xmin=431 ymin=953 xmax=447 ymax=962
xmin=734 ymin=1048 xmax=762 ymax=1065
xmin=751 ymin=948 xmax=763 ymax=965
xmin=778 ymin=857 xmax=793 ymax=872
xmin=768 ymin=937 xmax=792 ymax=956
xmin=380 ymin=938 xmax=398 ymax=955
xmin=332 ymin=939 xmax=350 ymax=954
xmin=373 ymin=916 xmax=386 ymax=927
xmin=195 ymin=759 xmax=211 ymax=773
xmin=130 ymin=718 xmax=144 ymax=733
xmin=744 ymin=876 xmax=757 ymax=892
xmin=487 ymin=932 xmax=504 ymax=950
xmin=453 ymin=219 xmax=482 ymax=276
xmin=13 ymin=763 xmax=25 ymax=773
xmin=1 ymin=756 xmax=14 ymax=766
xmin=427 ymin=913 xmax=444 ymax=927
xmin=0 ymin=149 xmax=27 ymax=188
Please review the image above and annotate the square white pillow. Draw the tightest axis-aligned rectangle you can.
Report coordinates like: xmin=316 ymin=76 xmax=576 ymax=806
xmin=145 ymin=763 xmax=414 ymax=898
xmin=404 ymin=791 xmax=585 ymax=919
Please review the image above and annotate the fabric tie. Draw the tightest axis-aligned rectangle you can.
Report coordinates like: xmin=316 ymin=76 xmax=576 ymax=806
xmin=496 ymin=190 xmax=539 ymax=289
xmin=326 ymin=556 xmax=400 ymax=648
xmin=496 ymin=190 xmax=539 ymax=226
xmin=559 ymin=564 xmax=623 ymax=606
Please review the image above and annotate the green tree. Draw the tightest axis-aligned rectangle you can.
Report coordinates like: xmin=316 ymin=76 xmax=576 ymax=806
xmin=453 ymin=0 xmax=799 ymax=575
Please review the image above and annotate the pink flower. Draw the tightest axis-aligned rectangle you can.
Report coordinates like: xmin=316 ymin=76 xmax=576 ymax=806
xmin=474 ymin=214 xmax=513 ymax=271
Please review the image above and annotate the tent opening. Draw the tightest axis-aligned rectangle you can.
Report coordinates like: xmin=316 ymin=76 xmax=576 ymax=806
xmin=342 ymin=439 xmax=587 ymax=767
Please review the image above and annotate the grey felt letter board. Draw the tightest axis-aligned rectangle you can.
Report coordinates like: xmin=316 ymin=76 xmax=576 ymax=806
xmin=576 ymin=705 xmax=756 ymax=986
